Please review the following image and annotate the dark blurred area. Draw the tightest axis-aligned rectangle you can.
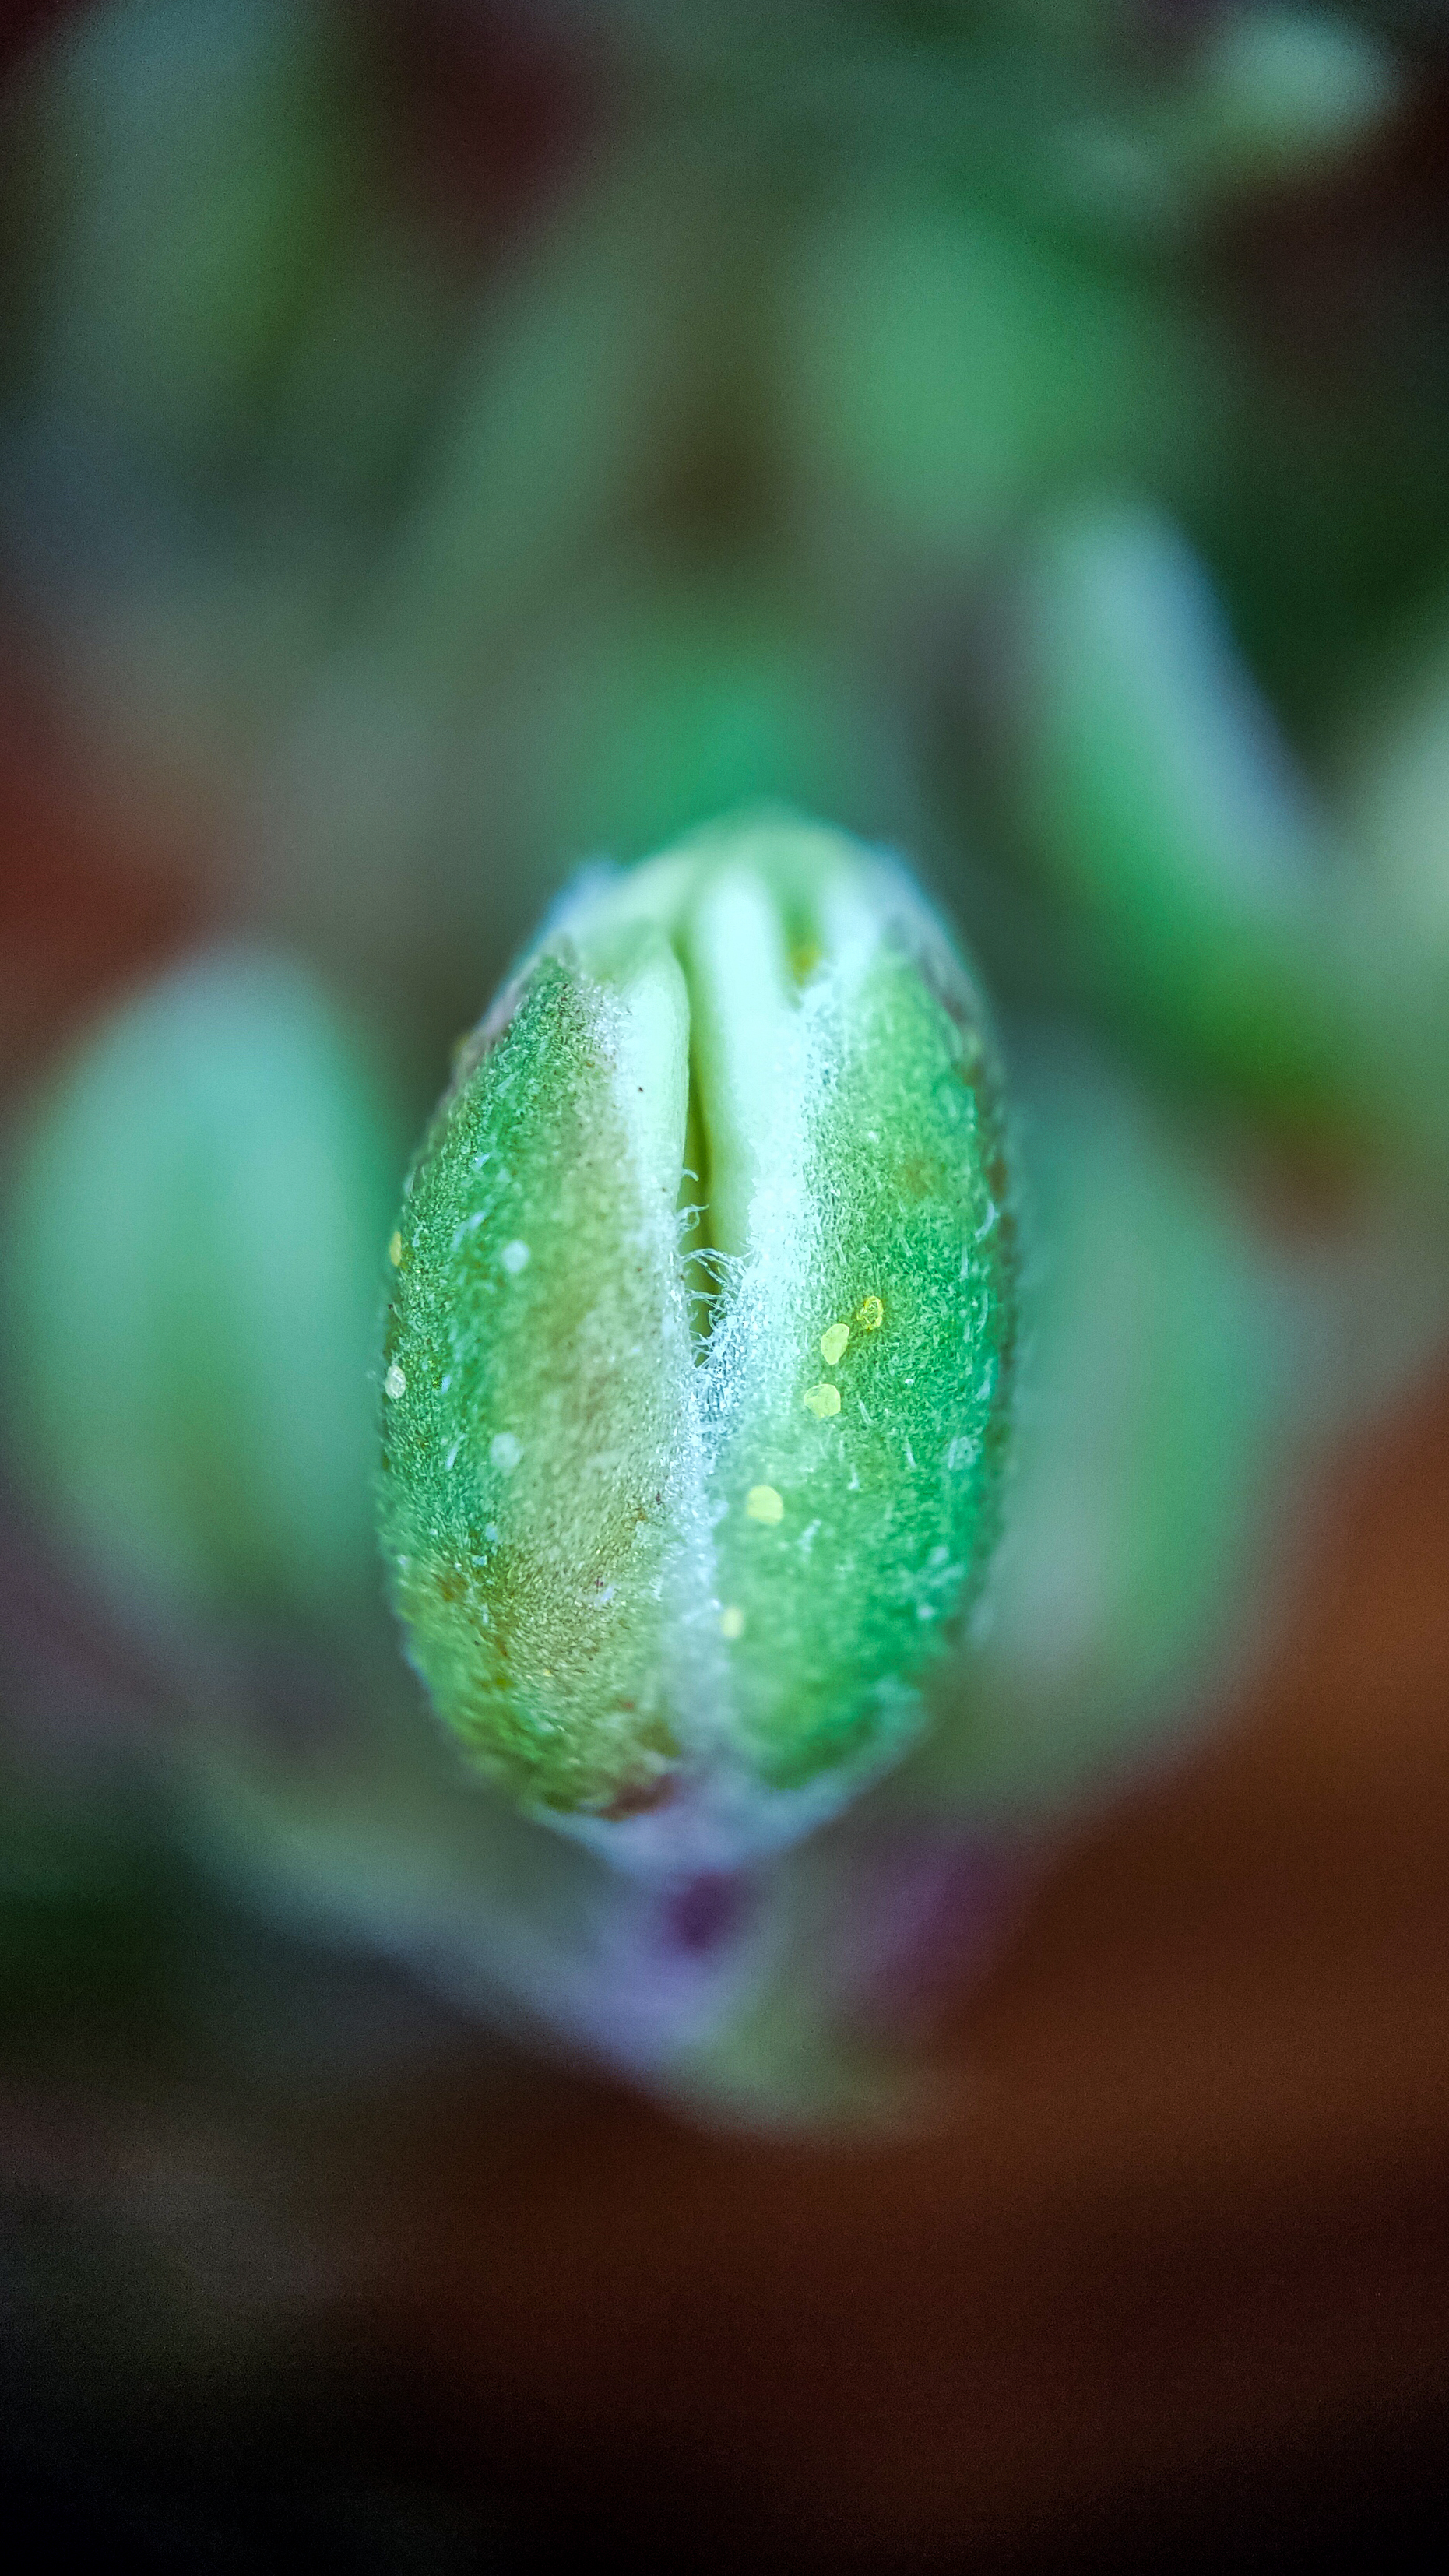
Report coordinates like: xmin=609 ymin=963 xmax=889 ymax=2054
xmin=6 ymin=2 xmax=1449 ymax=2567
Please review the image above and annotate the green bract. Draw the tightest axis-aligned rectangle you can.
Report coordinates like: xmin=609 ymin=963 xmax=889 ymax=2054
xmin=377 ymin=815 xmax=1015 ymax=1869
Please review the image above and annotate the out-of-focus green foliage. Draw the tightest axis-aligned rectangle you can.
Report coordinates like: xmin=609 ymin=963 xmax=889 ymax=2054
xmin=778 ymin=192 xmax=1230 ymax=557
xmin=5 ymin=0 xmax=366 ymax=455
xmin=983 ymin=503 xmax=1359 ymax=1121
xmin=2 ymin=954 xmax=400 ymax=1625
xmin=1344 ymin=592 xmax=1449 ymax=946
xmin=902 ymin=1044 xmax=1303 ymax=1819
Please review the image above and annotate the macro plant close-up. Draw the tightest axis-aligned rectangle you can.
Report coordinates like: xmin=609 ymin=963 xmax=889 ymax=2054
xmin=5 ymin=4 xmax=1449 ymax=2569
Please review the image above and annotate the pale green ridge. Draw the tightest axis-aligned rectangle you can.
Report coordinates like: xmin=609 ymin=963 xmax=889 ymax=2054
xmin=681 ymin=861 xmax=795 ymax=1262
xmin=378 ymin=941 xmax=696 ymax=1815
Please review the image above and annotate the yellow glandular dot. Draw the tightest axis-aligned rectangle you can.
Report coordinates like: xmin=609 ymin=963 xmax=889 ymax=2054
xmin=719 ymin=1604 xmax=745 ymax=1640
xmin=388 ymin=1230 xmax=404 ymax=1268
xmin=856 ymin=1295 xmax=885 ymax=1331
xmin=745 ymin=1484 xmax=784 ymax=1524
xmin=819 ymin=1321 xmax=850 ymax=1365
xmin=804 ymin=1383 xmax=841 ymax=1418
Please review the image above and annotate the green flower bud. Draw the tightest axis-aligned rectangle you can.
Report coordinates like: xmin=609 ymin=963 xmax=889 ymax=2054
xmin=378 ymin=814 xmax=1015 ymax=1869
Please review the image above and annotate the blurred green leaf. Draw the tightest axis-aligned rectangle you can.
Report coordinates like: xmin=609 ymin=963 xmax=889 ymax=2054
xmin=3 ymin=951 xmax=402 ymax=1626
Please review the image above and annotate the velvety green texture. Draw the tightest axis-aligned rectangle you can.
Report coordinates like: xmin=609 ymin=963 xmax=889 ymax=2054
xmin=377 ymin=816 xmax=1016 ymax=1850
xmin=380 ymin=953 xmax=691 ymax=1818
xmin=709 ymin=938 xmax=1011 ymax=1792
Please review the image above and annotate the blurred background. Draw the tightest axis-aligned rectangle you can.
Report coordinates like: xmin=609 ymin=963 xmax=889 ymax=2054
xmin=5 ymin=2 xmax=1449 ymax=2567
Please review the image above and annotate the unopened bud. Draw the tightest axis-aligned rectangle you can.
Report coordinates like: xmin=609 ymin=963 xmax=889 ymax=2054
xmin=378 ymin=814 xmax=1015 ymax=1869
